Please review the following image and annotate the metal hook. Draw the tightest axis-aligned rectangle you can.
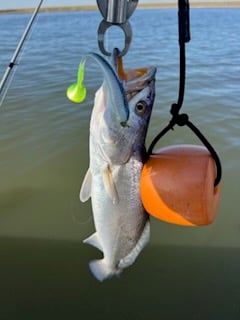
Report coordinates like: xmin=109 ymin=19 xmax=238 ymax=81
xmin=97 ymin=20 xmax=132 ymax=57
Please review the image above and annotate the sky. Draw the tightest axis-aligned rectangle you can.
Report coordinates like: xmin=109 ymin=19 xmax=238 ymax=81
xmin=0 ymin=0 xmax=232 ymax=10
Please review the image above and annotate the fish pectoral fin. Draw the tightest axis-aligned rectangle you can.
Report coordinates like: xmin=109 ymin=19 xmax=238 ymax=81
xmin=83 ymin=232 xmax=102 ymax=251
xmin=118 ymin=219 xmax=150 ymax=269
xmin=79 ymin=168 xmax=92 ymax=202
xmin=102 ymin=165 xmax=118 ymax=204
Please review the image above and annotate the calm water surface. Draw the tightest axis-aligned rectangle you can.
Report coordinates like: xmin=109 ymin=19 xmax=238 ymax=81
xmin=0 ymin=8 xmax=239 ymax=319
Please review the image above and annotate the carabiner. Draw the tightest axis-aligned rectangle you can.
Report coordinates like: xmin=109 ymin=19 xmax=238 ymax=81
xmin=97 ymin=20 xmax=132 ymax=57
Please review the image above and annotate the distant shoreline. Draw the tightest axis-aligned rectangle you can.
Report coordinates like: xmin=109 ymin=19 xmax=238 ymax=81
xmin=1 ymin=2 xmax=240 ymax=14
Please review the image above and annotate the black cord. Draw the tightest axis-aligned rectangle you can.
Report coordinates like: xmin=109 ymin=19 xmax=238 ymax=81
xmin=186 ymin=121 xmax=222 ymax=186
xmin=147 ymin=0 xmax=222 ymax=186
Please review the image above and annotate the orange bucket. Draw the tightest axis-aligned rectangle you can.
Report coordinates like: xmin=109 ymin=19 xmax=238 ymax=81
xmin=140 ymin=144 xmax=221 ymax=226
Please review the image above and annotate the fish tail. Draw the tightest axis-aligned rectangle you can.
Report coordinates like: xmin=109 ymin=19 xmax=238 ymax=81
xmin=89 ymin=259 xmax=121 ymax=282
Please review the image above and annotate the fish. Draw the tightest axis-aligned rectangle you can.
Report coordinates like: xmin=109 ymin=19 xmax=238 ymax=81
xmin=80 ymin=53 xmax=156 ymax=281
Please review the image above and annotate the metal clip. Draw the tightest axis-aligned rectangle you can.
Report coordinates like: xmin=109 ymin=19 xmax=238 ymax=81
xmin=96 ymin=0 xmax=138 ymax=57
xmin=97 ymin=20 xmax=132 ymax=57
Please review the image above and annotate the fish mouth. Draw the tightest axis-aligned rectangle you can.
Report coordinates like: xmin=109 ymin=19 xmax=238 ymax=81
xmin=123 ymin=67 xmax=157 ymax=101
xmin=97 ymin=50 xmax=156 ymax=127
xmin=114 ymin=55 xmax=157 ymax=101
xmin=92 ymin=51 xmax=157 ymax=130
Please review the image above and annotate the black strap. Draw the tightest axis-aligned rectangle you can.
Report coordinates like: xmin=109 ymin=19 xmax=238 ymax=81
xmin=147 ymin=0 xmax=222 ymax=187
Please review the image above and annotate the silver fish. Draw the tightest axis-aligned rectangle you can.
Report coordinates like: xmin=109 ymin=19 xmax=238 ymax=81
xmin=80 ymin=53 xmax=156 ymax=281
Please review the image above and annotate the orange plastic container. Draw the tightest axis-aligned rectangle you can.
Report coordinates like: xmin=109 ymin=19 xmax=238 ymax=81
xmin=140 ymin=145 xmax=221 ymax=226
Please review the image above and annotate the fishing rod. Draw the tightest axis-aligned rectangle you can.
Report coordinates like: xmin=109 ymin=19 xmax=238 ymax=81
xmin=0 ymin=0 xmax=44 ymax=96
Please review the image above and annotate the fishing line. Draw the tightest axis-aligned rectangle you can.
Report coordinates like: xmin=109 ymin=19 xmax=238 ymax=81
xmin=71 ymin=210 xmax=93 ymax=226
xmin=0 ymin=0 xmax=43 ymax=105
xmin=71 ymin=199 xmax=93 ymax=226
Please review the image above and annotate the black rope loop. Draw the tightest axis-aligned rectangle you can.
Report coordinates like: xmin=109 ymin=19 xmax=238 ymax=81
xmin=186 ymin=120 xmax=222 ymax=186
xmin=147 ymin=115 xmax=222 ymax=187
xmin=147 ymin=0 xmax=222 ymax=187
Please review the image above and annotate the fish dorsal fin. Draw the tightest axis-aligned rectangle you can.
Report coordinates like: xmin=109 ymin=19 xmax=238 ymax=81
xmin=79 ymin=168 xmax=92 ymax=202
xmin=102 ymin=165 xmax=118 ymax=204
xmin=83 ymin=232 xmax=102 ymax=252
xmin=118 ymin=220 xmax=150 ymax=269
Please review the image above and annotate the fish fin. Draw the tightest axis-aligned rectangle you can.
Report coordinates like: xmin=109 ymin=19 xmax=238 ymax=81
xmin=102 ymin=166 xmax=118 ymax=204
xmin=118 ymin=219 xmax=150 ymax=269
xmin=79 ymin=168 xmax=92 ymax=202
xmin=83 ymin=233 xmax=102 ymax=251
xmin=89 ymin=259 xmax=122 ymax=282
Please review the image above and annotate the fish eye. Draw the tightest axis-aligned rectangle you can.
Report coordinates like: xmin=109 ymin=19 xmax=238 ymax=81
xmin=135 ymin=100 xmax=147 ymax=116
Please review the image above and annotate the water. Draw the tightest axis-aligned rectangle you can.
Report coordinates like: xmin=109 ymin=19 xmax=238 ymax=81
xmin=0 ymin=8 xmax=239 ymax=319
